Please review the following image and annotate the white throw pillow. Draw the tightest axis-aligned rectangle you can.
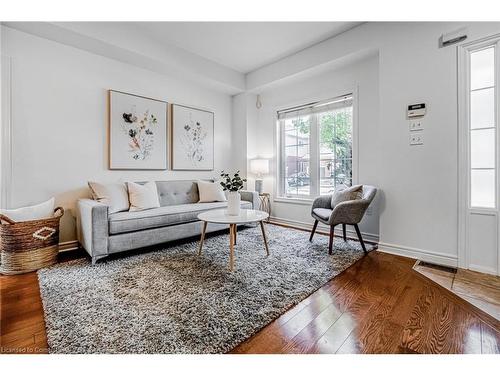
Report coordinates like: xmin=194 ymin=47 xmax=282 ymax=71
xmin=127 ymin=181 xmax=160 ymax=212
xmin=88 ymin=181 xmax=130 ymax=214
xmin=197 ymin=180 xmax=227 ymax=203
xmin=0 ymin=197 xmax=55 ymax=222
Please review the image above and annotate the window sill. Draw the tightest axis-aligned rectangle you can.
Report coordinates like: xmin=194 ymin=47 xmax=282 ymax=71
xmin=273 ymin=197 xmax=314 ymax=206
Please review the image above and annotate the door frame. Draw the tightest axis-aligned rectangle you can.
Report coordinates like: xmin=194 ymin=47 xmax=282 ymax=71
xmin=1 ymin=55 xmax=13 ymax=209
xmin=457 ymin=34 xmax=500 ymax=275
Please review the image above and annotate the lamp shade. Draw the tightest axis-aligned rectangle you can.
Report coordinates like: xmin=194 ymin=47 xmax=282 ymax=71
xmin=250 ymin=158 xmax=269 ymax=175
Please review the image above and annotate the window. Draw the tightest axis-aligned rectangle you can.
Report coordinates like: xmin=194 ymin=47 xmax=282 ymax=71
xmin=469 ymin=46 xmax=497 ymax=208
xmin=278 ymin=94 xmax=354 ymax=199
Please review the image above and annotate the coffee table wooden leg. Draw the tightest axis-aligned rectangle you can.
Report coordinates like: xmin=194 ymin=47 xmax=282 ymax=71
xmin=229 ymin=224 xmax=235 ymax=271
xmin=198 ymin=221 xmax=207 ymax=256
xmin=260 ymin=221 xmax=270 ymax=256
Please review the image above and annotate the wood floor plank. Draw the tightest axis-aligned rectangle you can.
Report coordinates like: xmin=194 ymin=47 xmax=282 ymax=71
xmin=281 ymin=303 xmax=343 ymax=353
xmin=231 ymin=288 xmax=336 ymax=353
xmin=308 ymin=312 xmax=357 ymax=353
xmin=481 ymin=322 xmax=500 ymax=354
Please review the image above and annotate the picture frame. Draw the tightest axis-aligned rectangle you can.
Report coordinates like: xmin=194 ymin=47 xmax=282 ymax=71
xmin=108 ymin=90 xmax=169 ymax=170
xmin=171 ymin=104 xmax=214 ymax=171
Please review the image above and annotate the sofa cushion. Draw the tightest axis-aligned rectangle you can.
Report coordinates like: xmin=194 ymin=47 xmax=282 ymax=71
xmin=156 ymin=180 xmax=200 ymax=206
xmin=88 ymin=181 xmax=129 ymax=213
xmin=127 ymin=181 xmax=160 ymax=212
xmin=108 ymin=201 xmax=252 ymax=235
xmin=197 ymin=180 xmax=226 ymax=203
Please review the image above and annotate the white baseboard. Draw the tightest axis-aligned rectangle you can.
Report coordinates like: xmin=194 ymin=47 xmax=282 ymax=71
xmin=378 ymin=242 xmax=458 ymax=268
xmin=468 ymin=264 xmax=498 ymax=276
xmin=59 ymin=240 xmax=79 ymax=252
xmin=269 ymin=216 xmax=380 ymax=244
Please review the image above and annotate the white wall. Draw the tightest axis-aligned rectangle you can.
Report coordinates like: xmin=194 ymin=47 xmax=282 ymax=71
xmin=246 ymin=55 xmax=380 ymax=240
xmin=1 ymin=26 xmax=235 ymax=242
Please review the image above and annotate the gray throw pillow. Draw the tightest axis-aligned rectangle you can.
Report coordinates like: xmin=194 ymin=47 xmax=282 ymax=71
xmin=330 ymin=185 xmax=363 ymax=209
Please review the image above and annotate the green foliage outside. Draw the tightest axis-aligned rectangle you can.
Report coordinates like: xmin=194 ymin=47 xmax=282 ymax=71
xmin=289 ymin=109 xmax=352 ymax=157
xmin=288 ymin=109 xmax=353 ymax=188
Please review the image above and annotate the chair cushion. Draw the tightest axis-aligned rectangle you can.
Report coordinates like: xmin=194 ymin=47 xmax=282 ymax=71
xmin=312 ymin=208 xmax=333 ymax=221
xmin=330 ymin=185 xmax=363 ymax=209
xmin=108 ymin=201 xmax=252 ymax=234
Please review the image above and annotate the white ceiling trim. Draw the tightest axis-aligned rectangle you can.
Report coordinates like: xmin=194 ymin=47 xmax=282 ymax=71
xmin=2 ymin=22 xmax=246 ymax=95
xmin=2 ymin=22 xmax=373 ymax=95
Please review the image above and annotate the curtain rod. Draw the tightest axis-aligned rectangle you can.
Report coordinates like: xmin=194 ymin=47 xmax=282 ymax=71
xmin=277 ymin=94 xmax=352 ymax=115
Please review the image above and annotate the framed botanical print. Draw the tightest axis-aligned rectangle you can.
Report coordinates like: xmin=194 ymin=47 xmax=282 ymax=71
xmin=108 ymin=90 xmax=168 ymax=170
xmin=171 ymin=104 xmax=214 ymax=170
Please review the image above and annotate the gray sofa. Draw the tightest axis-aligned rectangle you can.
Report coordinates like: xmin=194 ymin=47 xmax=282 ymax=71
xmin=76 ymin=180 xmax=259 ymax=264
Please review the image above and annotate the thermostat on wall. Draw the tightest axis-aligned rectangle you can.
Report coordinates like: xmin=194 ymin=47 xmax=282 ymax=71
xmin=407 ymin=103 xmax=426 ymax=118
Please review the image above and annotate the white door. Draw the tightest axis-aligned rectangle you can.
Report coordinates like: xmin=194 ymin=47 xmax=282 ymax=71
xmin=459 ymin=37 xmax=500 ymax=275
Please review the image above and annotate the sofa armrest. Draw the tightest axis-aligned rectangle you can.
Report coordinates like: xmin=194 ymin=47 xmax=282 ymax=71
xmin=240 ymin=190 xmax=260 ymax=210
xmin=76 ymin=199 xmax=109 ymax=259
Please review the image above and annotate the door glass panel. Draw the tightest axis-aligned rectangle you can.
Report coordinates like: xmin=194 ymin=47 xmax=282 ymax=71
xmin=471 ymin=169 xmax=495 ymax=208
xmin=469 ymin=46 xmax=496 ymax=209
xmin=471 ymin=47 xmax=495 ymax=90
xmin=470 ymin=88 xmax=495 ymax=129
xmin=471 ymin=128 xmax=495 ymax=169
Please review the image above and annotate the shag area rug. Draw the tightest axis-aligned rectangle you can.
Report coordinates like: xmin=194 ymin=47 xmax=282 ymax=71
xmin=38 ymin=224 xmax=373 ymax=353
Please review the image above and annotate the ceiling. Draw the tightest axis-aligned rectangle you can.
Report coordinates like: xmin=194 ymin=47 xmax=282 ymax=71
xmin=134 ymin=22 xmax=362 ymax=74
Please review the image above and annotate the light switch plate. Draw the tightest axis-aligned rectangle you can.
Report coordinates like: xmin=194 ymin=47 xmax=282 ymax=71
xmin=410 ymin=132 xmax=424 ymax=145
xmin=409 ymin=121 xmax=423 ymax=131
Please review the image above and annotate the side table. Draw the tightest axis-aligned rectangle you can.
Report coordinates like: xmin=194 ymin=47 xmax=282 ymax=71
xmin=259 ymin=193 xmax=271 ymax=222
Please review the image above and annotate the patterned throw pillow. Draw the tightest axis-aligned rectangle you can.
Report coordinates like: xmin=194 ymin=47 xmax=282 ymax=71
xmin=330 ymin=185 xmax=363 ymax=209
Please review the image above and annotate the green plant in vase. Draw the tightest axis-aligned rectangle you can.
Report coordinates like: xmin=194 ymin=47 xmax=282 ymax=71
xmin=220 ymin=170 xmax=247 ymax=215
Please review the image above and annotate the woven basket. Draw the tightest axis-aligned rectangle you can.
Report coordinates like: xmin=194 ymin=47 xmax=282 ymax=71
xmin=0 ymin=207 xmax=64 ymax=275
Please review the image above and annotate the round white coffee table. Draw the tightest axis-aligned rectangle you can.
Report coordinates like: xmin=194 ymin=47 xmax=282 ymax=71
xmin=197 ymin=209 xmax=270 ymax=271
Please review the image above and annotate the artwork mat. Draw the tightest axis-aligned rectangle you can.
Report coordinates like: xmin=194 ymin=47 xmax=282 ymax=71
xmin=171 ymin=104 xmax=215 ymax=171
xmin=108 ymin=89 xmax=169 ymax=170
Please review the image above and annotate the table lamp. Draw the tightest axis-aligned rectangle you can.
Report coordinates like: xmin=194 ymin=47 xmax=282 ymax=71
xmin=250 ymin=158 xmax=269 ymax=194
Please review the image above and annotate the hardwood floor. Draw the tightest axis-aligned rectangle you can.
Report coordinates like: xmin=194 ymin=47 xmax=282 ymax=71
xmin=1 ymin=241 xmax=499 ymax=354
xmin=231 ymin=251 xmax=500 ymax=354
xmin=413 ymin=261 xmax=500 ymax=321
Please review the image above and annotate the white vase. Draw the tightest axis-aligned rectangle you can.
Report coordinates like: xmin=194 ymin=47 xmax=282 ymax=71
xmin=227 ymin=191 xmax=241 ymax=216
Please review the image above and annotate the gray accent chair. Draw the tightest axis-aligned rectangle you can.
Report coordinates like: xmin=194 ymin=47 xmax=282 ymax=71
xmin=76 ymin=180 xmax=259 ymax=264
xmin=309 ymin=185 xmax=377 ymax=254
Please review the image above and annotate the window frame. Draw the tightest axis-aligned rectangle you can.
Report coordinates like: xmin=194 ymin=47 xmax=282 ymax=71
xmin=274 ymin=89 xmax=359 ymax=202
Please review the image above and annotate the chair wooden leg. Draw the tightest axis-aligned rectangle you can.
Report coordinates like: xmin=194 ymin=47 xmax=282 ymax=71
xmin=342 ymin=224 xmax=347 ymax=241
xmin=309 ymin=220 xmax=319 ymax=242
xmin=354 ymin=224 xmax=367 ymax=253
xmin=328 ymin=225 xmax=335 ymax=255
